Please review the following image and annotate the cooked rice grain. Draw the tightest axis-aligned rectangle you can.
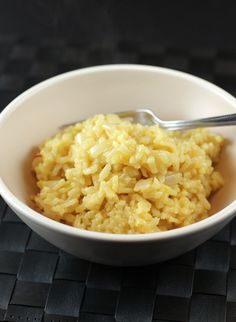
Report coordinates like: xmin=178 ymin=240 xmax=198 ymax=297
xmin=32 ymin=114 xmax=224 ymax=233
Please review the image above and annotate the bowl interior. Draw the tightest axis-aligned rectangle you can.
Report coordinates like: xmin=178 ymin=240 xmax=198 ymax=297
xmin=0 ymin=65 xmax=236 ymax=216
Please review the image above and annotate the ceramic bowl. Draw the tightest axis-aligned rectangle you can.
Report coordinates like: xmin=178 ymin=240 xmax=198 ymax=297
xmin=0 ymin=65 xmax=236 ymax=266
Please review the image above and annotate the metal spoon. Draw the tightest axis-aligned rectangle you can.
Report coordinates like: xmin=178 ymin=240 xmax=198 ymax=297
xmin=62 ymin=108 xmax=236 ymax=131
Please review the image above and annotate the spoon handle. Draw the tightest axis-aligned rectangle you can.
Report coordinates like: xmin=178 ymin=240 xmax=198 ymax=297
xmin=161 ymin=113 xmax=236 ymax=130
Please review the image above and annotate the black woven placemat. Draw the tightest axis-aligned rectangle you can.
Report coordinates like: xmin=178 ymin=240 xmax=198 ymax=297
xmin=1 ymin=36 xmax=236 ymax=322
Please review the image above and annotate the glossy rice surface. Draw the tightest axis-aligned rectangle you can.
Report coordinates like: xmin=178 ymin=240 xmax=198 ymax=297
xmin=32 ymin=114 xmax=224 ymax=234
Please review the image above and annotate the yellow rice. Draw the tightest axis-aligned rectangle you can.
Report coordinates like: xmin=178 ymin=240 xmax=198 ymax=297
xmin=32 ymin=114 xmax=224 ymax=234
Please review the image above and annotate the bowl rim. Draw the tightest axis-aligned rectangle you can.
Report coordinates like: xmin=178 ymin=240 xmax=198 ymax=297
xmin=0 ymin=64 xmax=236 ymax=242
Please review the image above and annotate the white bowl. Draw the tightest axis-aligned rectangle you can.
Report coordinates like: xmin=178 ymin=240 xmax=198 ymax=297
xmin=0 ymin=65 xmax=236 ymax=266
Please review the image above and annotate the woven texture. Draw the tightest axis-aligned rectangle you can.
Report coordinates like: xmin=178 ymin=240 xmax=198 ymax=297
xmin=0 ymin=36 xmax=236 ymax=322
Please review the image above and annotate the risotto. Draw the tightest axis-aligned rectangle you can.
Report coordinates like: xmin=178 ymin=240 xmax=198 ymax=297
xmin=32 ymin=114 xmax=224 ymax=234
